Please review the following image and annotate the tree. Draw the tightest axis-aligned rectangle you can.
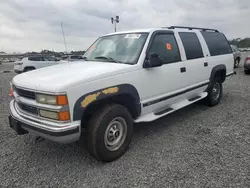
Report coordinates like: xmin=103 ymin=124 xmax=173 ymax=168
xmin=228 ymin=38 xmax=250 ymax=48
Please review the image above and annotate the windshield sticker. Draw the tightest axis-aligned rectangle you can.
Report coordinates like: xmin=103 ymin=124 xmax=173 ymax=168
xmin=166 ymin=43 xmax=172 ymax=50
xmin=125 ymin=34 xmax=141 ymax=39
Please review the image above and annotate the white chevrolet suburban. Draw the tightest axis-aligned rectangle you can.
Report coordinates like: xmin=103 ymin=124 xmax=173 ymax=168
xmin=9 ymin=26 xmax=235 ymax=162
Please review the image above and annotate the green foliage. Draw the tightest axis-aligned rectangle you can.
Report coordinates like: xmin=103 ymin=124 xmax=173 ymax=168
xmin=229 ymin=38 xmax=250 ymax=48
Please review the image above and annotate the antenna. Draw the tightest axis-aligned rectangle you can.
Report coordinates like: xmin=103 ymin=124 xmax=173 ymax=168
xmin=61 ymin=22 xmax=68 ymax=53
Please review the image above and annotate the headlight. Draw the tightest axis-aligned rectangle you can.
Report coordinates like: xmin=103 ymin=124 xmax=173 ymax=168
xmin=36 ymin=94 xmax=68 ymax=105
xmin=36 ymin=94 xmax=57 ymax=105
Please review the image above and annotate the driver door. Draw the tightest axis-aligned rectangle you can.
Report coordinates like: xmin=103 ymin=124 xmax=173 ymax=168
xmin=137 ymin=31 xmax=187 ymax=114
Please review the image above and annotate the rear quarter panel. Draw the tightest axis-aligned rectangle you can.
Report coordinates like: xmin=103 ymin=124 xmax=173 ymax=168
xmin=198 ymin=31 xmax=234 ymax=76
xmin=206 ymin=54 xmax=234 ymax=76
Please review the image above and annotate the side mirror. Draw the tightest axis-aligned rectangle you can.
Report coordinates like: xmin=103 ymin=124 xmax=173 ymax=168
xmin=144 ymin=53 xmax=163 ymax=68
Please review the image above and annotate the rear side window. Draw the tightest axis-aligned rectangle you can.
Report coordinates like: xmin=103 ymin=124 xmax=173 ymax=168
xmin=201 ymin=32 xmax=232 ymax=56
xmin=148 ymin=34 xmax=181 ymax=64
xmin=179 ymin=32 xmax=204 ymax=60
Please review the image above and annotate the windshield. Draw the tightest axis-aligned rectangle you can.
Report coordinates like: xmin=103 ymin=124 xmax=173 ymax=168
xmin=83 ymin=33 xmax=148 ymax=64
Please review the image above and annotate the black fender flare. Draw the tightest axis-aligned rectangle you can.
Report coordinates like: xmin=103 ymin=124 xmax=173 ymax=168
xmin=73 ymin=84 xmax=141 ymax=121
xmin=206 ymin=64 xmax=226 ymax=91
xmin=209 ymin=64 xmax=226 ymax=82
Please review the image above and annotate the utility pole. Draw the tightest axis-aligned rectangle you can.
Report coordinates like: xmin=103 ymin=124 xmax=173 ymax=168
xmin=111 ymin=16 xmax=119 ymax=32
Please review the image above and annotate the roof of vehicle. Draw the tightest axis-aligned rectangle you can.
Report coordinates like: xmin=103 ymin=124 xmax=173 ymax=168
xmin=104 ymin=28 xmax=156 ymax=36
xmin=103 ymin=26 xmax=220 ymax=37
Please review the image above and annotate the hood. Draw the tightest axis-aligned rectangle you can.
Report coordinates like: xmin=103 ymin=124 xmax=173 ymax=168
xmin=12 ymin=61 xmax=136 ymax=92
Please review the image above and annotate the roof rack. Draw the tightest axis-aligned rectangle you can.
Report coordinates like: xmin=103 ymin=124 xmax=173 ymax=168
xmin=165 ymin=26 xmax=219 ymax=32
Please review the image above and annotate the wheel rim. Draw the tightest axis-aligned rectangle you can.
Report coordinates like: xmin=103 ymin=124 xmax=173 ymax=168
xmin=212 ymin=82 xmax=221 ymax=101
xmin=104 ymin=117 xmax=127 ymax=151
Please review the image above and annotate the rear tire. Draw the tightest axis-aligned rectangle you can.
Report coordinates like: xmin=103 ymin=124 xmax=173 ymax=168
xmin=86 ymin=104 xmax=133 ymax=162
xmin=205 ymin=77 xmax=222 ymax=107
xmin=245 ymin=70 xmax=250 ymax=75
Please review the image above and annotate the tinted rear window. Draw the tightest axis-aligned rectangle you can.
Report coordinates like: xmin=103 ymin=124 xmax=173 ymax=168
xmin=201 ymin=32 xmax=232 ymax=56
xmin=179 ymin=32 xmax=204 ymax=60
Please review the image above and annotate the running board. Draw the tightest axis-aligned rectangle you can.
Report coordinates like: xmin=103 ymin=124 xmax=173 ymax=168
xmin=134 ymin=92 xmax=208 ymax=123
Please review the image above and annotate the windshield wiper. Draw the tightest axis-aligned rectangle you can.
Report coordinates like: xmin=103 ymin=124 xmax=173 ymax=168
xmin=94 ymin=56 xmax=120 ymax=63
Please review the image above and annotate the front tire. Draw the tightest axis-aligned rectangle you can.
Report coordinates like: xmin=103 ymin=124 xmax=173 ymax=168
xmin=245 ymin=70 xmax=250 ymax=75
xmin=86 ymin=104 xmax=133 ymax=162
xmin=205 ymin=78 xmax=222 ymax=107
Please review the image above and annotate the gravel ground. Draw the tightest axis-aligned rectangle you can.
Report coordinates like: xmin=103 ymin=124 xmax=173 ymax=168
xmin=0 ymin=60 xmax=250 ymax=188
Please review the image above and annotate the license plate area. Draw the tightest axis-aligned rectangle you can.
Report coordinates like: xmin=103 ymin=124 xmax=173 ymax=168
xmin=9 ymin=116 xmax=28 ymax=135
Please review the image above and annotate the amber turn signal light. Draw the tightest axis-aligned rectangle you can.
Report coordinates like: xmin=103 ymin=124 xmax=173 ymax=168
xmin=56 ymin=95 xmax=68 ymax=105
xmin=58 ymin=111 xmax=70 ymax=121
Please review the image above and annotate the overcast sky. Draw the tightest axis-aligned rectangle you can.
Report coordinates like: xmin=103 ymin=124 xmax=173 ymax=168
xmin=0 ymin=0 xmax=249 ymax=53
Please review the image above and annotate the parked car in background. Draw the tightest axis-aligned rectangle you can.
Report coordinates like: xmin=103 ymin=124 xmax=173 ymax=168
xmin=244 ymin=56 xmax=250 ymax=74
xmin=14 ymin=56 xmax=60 ymax=73
xmin=61 ymin=55 xmax=84 ymax=62
xmin=231 ymin=45 xmax=241 ymax=68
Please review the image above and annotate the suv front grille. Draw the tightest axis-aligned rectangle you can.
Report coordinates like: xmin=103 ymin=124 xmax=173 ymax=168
xmin=14 ymin=86 xmax=36 ymax=100
xmin=17 ymin=102 xmax=38 ymax=115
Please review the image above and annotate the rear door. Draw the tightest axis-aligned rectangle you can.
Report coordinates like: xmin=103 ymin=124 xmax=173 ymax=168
xmin=177 ymin=31 xmax=210 ymax=94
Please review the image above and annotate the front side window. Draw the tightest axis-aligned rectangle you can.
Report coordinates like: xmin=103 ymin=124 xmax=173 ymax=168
xmin=148 ymin=33 xmax=181 ymax=64
xmin=83 ymin=33 xmax=148 ymax=64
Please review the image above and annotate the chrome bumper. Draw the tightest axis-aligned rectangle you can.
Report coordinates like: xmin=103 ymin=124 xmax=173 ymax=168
xmin=9 ymin=100 xmax=81 ymax=143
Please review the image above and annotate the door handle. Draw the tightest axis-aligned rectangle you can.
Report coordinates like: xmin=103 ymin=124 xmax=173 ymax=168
xmin=204 ymin=62 xmax=208 ymax=67
xmin=180 ymin=67 xmax=186 ymax=73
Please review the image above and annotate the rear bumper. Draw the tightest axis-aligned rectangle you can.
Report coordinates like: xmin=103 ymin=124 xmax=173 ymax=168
xmin=9 ymin=100 xmax=81 ymax=143
xmin=14 ymin=65 xmax=22 ymax=73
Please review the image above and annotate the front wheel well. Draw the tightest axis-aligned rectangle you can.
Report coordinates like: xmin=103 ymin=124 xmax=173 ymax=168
xmin=81 ymin=94 xmax=140 ymax=129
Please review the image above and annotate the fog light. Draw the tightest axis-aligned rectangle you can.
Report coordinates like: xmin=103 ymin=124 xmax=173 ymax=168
xmin=39 ymin=109 xmax=58 ymax=120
